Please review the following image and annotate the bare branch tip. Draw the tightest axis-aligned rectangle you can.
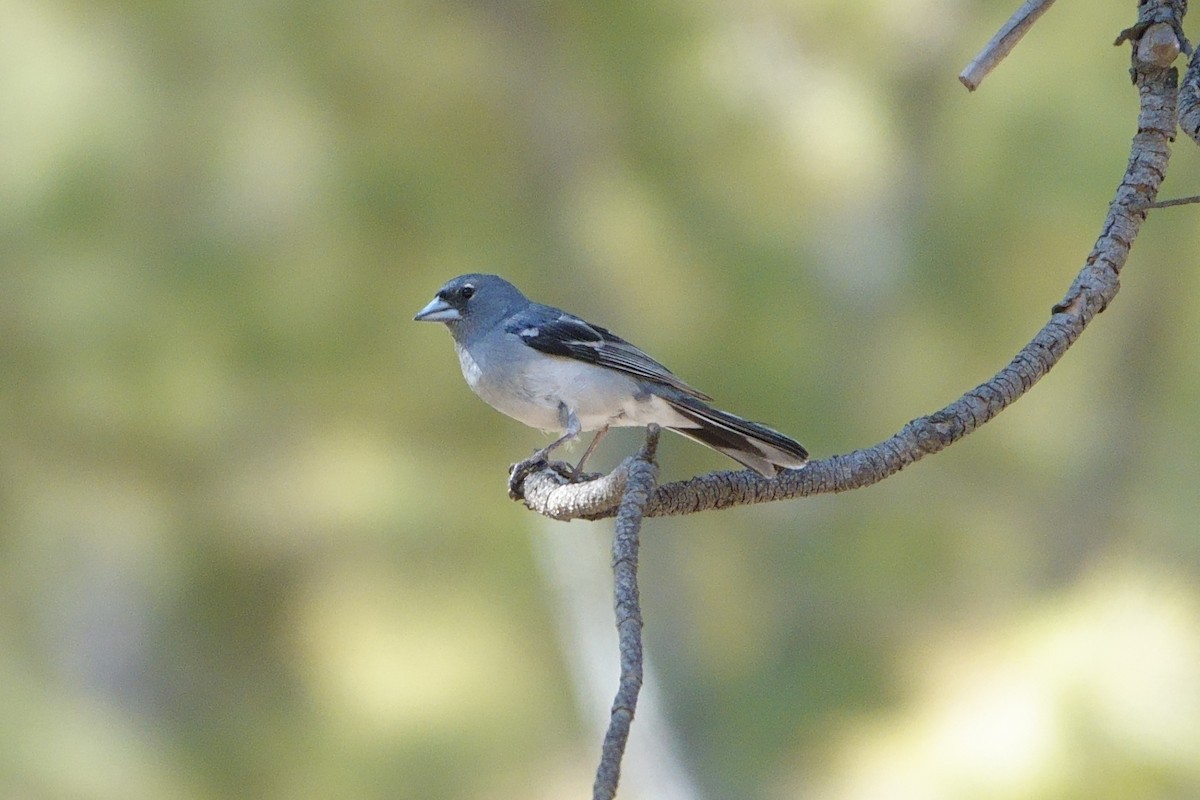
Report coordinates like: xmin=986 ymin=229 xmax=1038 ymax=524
xmin=958 ymin=0 xmax=1058 ymax=91
xmin=640 ymin=424 xmax=661 ymax=461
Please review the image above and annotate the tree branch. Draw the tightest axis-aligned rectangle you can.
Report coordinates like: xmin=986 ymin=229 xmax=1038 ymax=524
xmin=592 ymin=426 xmax=659 ymax=800
xmin=1180 ymin=45 xmax=1200 ymax=143
xmin=513 ymin=3 xmax=1184 ymax=523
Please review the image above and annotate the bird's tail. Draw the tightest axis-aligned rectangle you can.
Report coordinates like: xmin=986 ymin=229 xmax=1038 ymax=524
xmin=663 ymin=395 xmax=808 ymax=478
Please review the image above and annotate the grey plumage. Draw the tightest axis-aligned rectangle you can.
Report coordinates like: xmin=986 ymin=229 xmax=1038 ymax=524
xmin=414 ymin=274 xmax=808 ymax=477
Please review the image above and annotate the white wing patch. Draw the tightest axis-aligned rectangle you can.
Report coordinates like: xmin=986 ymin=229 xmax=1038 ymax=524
xmin=517 ymin=327 xmax=540 ymax=338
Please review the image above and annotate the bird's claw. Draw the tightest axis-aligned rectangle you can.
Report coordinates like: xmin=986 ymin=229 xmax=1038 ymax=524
xmin=508 ymin=456 xmax=556 ymax=500
xmin=507 ymin=456 xmax=600 ymax=500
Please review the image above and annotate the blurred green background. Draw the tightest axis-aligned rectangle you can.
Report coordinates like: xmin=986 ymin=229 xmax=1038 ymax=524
xmin=4 ymin=1 xmax=1200 ymax=798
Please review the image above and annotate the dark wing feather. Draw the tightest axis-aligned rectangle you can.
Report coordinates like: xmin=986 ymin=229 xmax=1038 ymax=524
xmin=506 ymin=305 xmax=711 ymax=400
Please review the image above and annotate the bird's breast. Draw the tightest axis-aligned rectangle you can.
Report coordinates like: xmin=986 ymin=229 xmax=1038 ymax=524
xmin=455 ymin=340 xmax=695 ymax=433
xmin=456 ymin=345 xmax=485 ymax=390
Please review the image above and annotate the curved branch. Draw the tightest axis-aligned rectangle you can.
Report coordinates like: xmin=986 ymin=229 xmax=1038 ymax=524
xmin=592 ymin=427 xmax=659 ymax=800
xmin=514 ymin=6 xmax=1183 ymax=523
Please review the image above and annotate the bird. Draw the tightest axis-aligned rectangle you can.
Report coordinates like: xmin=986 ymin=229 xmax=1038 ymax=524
xmin=413 ymin=274 xmax=808 ymax=478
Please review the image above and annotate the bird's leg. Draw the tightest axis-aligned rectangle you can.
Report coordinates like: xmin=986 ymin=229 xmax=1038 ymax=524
xmin=531 ymin=407 xmax=581 ymax=466
xmin=571 ymin=426 xmax=609 ymax=477
xmin=509 ymin=408 xmax=581 ymax=499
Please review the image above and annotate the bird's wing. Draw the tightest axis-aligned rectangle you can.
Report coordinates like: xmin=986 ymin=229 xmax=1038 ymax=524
xmin=505 ymin=305 xmax=712 ymax=400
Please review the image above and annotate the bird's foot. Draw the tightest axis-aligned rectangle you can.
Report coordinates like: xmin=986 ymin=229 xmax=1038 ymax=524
xmin=508 ymin=456 xmax=601 ymax=501
xmin=508 ymin=456 xmax=555 ymax=500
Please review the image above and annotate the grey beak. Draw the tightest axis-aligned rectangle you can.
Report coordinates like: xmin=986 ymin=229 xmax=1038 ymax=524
xmin=414 ymin=296 xmax=461 ymax=322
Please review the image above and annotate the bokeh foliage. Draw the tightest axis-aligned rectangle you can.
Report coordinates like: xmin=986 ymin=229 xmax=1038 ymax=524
xmin=2 ymin=1 xmax=1199 ymax=798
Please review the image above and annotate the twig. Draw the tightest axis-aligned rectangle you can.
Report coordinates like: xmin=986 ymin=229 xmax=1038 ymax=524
xmin=960 ymin=0 xmax=1058 ymax=91
xmin=1141 ymin=194 xmax=1200 ymax=209
xmin=514 ymin=3 xmax=1182 ymax=523
xmin=592 ymin=426 xmax=659 ymax=800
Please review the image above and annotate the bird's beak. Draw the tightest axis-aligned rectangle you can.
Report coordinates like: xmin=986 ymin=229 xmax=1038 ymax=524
xmin=413 ymin=296 xmax=460 ymax=322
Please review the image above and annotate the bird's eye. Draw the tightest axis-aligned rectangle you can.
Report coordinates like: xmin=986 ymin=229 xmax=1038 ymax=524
xmin=459 ymin=285 xmax=475 ymax=300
